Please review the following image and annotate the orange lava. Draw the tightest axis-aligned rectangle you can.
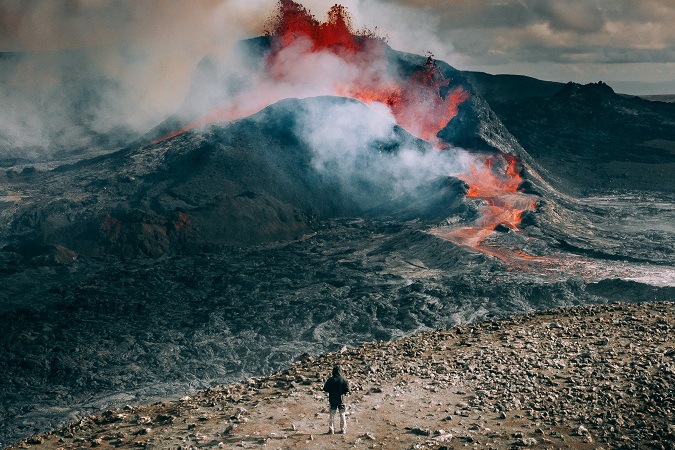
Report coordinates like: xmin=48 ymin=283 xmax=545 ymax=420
xmin=431 ymin=154 xmax=538 ymax=256
xmin=268 ymin=1 xmax=370 ymax=54
xmin=340 ymin=57 xmax=469 ymax=148
xmin=460 ymin=154 xmax=536 ymax=230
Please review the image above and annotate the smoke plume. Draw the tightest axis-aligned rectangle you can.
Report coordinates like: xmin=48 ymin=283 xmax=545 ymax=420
xmin=0 ymin=0 xmax=270 ymax=163
xmin=0 ymin=0 xmax=455 ymax=164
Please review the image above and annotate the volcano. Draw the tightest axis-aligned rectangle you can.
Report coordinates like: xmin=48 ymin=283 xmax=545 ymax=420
xmin=0 ymin=1 xmax=674 ymax=446
xmin=2 ymin=0 xmax=537 ymax=258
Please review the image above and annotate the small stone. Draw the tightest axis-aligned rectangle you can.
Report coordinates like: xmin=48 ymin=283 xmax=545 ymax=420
xmin=408 ymin=427 xmax=431 ymax=436
xmin=515 ymin=437 xmax=538 ymax=446
xmin=25 ymin=436 xmax=45 ymax=445
xmin=156 ymin=414 xmax=174 ymax=424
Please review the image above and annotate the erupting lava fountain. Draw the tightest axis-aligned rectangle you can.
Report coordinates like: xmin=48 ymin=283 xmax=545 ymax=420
xmin=162 ymin=0 xmax=537 ymax=256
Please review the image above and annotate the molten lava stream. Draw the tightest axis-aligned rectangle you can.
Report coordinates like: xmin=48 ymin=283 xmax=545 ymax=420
xmin=431 ymin=154 xmax=539 ymax=262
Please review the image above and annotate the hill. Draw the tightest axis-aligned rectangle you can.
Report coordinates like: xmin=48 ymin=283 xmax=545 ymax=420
xmin=0 ymin=96 xmax=469 ymax=259
xmin=462 ymin=71 xmax=565 ymax=103
xmin=477 ymin=80 xmax=675 ymax=195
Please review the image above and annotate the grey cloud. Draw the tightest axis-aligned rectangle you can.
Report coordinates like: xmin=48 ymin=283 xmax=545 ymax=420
xmin=409 ymin=0 xmax=675 ymax=83
xmin=574 ymin=47 xmax=675 ymax=65
xmin=528 ymin=1 xmax=605 ymax=33
xmin=432 ymin=2 xmax=534 ymax=30
xmin=456 ymin=36 xmax=675 ymax=66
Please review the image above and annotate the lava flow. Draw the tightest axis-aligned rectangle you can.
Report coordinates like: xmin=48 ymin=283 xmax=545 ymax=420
xmin=160 ymin=0 xmax=536 ymax=255
xmin=431 ymin=153 xmax=539 ymax=258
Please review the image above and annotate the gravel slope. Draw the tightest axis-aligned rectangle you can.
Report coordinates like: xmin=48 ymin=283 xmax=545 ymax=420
xmin=8 ymin=301 xmax=673 ymax=450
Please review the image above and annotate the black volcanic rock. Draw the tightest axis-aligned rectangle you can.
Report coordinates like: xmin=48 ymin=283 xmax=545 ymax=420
xmin=481 ymin=80 xmax=675 ymax=195
xmin=553 ymin=80 xmax=616 ymax=101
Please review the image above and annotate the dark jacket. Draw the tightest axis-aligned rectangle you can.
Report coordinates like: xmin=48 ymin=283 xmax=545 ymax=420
xmin=323 ymin=375 xmax=350 ymax=407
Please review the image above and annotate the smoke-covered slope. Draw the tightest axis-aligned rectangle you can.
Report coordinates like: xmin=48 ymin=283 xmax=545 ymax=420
xmin=0 ymin=96 xmax=471 ymax=259
xmin=0 ymin=50 xmax=144 ymax=167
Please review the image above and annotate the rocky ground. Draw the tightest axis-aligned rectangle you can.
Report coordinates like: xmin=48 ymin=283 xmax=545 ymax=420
xmin=7 ymin=301 xmax=673 ymax=450
xmin=3 ymin=215 xmax=674 ymax=446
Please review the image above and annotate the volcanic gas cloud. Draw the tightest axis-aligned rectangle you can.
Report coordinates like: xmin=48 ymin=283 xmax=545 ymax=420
xmin=164 ymin=0 xmax=536 ymax=253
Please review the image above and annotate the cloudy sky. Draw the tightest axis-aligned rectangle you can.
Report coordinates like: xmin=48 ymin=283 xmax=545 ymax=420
xmin=1 ymin=0 xmax=674 ymax=94
xmin=379 ymin=0 xmax=675 ymax=94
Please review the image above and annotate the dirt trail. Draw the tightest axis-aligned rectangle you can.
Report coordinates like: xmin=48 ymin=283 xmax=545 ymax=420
xmin=8 ymin=301 xmax=674 ymax=449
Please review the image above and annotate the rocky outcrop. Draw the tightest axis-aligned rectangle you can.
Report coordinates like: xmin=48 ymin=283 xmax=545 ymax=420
xmin=483 ymin=80 xmax=675 ymax=195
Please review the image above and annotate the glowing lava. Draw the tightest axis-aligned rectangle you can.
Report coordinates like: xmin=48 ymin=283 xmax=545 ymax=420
xmin=431 ymin=153 xmax=538 ymax=257
xmin=268 ymin=2 xmax=371 ymax=54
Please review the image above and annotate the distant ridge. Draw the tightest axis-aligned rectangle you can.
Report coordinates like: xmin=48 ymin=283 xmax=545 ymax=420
xmin=463 ymin=71 xmax=565 ymax=103
xmin=464 ymin=71 xmax=675 ymax=101
xmin=476 ymin=76 xmax=675 ymax=194
xmin=639 ymin=94 xmax=675 ymax=103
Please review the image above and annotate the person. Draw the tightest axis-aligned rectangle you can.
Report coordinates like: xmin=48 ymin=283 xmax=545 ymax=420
xmin=323 ymin=365 xmax=350 ymax=434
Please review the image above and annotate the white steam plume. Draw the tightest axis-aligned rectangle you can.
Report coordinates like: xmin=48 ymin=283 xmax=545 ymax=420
xmin=293 ymin=98 xmax=467 ymax=212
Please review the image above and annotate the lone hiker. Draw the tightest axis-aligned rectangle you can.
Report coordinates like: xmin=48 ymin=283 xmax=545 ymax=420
xmin=323 ymin=365 xmax=350 ymax=434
